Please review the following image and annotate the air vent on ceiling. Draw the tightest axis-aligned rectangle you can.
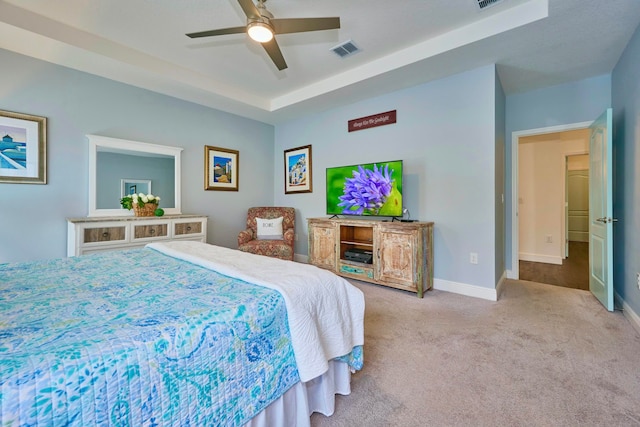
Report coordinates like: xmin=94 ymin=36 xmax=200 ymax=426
xmin=477 ymin=0 xmax=504 ymax=10
xmin=331 ymin=40 xmax=360 ymax=58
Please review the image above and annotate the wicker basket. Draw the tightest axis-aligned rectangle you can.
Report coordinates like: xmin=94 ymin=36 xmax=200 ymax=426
xmin=133 ymin=203 xmax=158 ymax=217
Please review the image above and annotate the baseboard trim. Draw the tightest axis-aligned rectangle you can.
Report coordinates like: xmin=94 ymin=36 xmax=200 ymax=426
xmin=615 ymin=292 xmax=640 ymax=336
xmin=519 ymin=252 xmax=562 ymax=265
xmin=496 ymin=270 xmax=507 ymax=300
xmin=506 ymin=269 xmax=517 ymax=279
xmin=434 ymin=278 xmax=498 ymax=301
xmin=299 ymin=254 xmax=499 ymax=302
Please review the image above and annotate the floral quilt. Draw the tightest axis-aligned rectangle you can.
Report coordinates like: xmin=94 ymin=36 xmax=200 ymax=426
xmin=0 ymin=248 xmax=360 ymax=426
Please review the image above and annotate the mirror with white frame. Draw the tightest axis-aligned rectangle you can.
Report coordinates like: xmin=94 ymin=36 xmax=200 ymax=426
xmin=87 ymin=134 xmax=182 ymax=217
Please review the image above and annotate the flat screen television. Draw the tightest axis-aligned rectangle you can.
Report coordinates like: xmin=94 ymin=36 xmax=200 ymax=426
xmin=326 ymin=160 xmax=403 ymax=217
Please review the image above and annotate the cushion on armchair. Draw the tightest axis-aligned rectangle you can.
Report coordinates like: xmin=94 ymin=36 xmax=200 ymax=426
xmin=256 ymin=217 xmax=284 ymax=240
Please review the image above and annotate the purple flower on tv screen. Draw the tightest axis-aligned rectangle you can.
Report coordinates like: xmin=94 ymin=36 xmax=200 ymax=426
xmin=337 ymin=164 xmax=394 ymax=215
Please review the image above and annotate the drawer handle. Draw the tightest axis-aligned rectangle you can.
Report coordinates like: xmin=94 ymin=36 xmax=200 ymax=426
xmin=186 ymin=226 xmax=192 ymax=231
xmin=149 ymin=229 xmax=155 ymax=234
xmin=102 ymin=232 xmax=109 ymax=238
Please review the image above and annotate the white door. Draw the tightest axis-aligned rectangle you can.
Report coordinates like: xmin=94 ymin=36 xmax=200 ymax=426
xmin=589 ymin=108 xmax=614 ymax=311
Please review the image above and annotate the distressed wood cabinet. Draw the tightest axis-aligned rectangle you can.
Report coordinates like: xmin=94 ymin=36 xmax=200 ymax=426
xmin=67 ymin=215 xmax=207 ymax=256
xmin=307 ymin=218 xmax=434 ymax=297
xmin=307 ymin=218 xmax=337 ymax=270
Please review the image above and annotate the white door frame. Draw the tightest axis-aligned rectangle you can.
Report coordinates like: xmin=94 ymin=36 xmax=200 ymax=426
xmin=509 ymin=121 xmax=593 ymax=279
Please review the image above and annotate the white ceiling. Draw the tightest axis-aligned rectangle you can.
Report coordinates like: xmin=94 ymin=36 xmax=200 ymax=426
xmin=1 ymin=0 xmax=639 ymax=124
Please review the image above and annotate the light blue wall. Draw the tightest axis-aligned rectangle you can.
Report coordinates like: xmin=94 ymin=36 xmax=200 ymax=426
xmin=4 ymin=41 xmax=630 ymax=300
xmin=612 ymin=23 xmax=640 ymax=315
xmin=495 ymin=70 xmax=506 ymax=284
xmin=504 ymin=74 xmax=612 ymax=272
xmin=275 ymin=65 xmax=500 ymax=289
xmin=0 ymin=48 xmax=274 ymax=263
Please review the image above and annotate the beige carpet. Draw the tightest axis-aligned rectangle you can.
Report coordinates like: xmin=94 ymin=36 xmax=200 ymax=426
xmin=311 ymin=279 xmax=640 ymax=427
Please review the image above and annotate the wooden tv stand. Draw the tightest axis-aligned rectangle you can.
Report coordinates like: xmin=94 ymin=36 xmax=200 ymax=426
xmin=307 ymin=217 xmax=434 ymax=297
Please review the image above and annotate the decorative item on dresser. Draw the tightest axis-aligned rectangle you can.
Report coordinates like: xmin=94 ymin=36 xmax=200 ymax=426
xmin=120 ymin=193 xmax=162 ymax=217
xmin=132 ymin=203 xmax=157 ymax=217
xmin=67 ymin=215 xmax=207 ymax=256
xmin=308 ymin=217 xmax=434 ymax=297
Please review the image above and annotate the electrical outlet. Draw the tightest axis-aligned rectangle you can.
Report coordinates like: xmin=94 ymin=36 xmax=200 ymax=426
xmin=546 ymin=235 xmax=553 ymax=243
xmin=637 ymin=272 xmax=640 ymax=290
xmin=470 ymin=252 xmax=478 ymax=264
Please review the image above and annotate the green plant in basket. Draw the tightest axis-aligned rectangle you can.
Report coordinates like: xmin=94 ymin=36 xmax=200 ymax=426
xmin=120 ymin=193 xmax=161 ymax=210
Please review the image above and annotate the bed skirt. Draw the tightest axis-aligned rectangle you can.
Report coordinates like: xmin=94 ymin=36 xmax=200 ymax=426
xmin=244 ymin=360 xmax=351 ymax=427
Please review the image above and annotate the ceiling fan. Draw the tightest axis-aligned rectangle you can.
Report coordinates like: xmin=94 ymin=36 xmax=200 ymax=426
xmin=186 ymin=0 xmax=340 ymax=71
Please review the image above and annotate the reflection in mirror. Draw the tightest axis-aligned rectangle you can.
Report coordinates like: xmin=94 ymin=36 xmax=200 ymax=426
xmin=121 ymin=179 xmax=152 ymax=198
xmin=88 ymin=135 xmax=182 ymax=217
xmin=96 ymin=151 xmax=172 ymax=209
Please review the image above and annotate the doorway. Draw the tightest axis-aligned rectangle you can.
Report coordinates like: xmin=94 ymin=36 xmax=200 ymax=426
xmin=511 ymin=123 xmax=591 ymax=290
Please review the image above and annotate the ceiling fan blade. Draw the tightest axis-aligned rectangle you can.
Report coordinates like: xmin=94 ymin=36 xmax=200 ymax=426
xmin=186 ymin=27 xmax=246 ymax=38
xmin=237 ymin=0 xmax=261 ymax=20
xmin=271 ymin=17 xmax=340 ymax=35
xmin=261 ymin=39 xmax=288 ymax=70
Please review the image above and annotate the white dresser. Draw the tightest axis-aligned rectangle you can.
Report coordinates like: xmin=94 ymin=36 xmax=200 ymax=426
xmin=67 ymin=215 xmax=208 ymax=256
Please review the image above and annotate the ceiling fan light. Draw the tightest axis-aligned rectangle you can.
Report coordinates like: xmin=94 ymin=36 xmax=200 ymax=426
xmin=247 ymin=22 xmax=273 ymax=43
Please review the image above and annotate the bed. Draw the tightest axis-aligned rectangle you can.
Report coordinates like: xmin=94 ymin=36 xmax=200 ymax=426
xmin=0 ymin=241 xmax=364 ymax=426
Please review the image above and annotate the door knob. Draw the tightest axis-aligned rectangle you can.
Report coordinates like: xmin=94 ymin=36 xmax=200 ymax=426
xmin=596 ymin=217 xmax=618 ymax=223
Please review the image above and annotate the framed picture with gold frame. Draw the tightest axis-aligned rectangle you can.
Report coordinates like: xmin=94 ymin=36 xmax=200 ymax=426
xmin=0 ymin=109 xmax=47 ymax=184
xmin=205 ymin=145 xmax=239 ymax=191
xmin=284 ymin=144 xmax=312 ymax=194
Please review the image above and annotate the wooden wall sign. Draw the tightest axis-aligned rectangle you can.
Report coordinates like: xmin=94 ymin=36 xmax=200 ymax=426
xmin=348 ymin=110 xmax=396 ymax=132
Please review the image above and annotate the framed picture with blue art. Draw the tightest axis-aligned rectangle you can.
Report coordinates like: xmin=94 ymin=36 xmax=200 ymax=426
xmin=205 ymin=145 xmax=239 ymax=191
xmin=284 ymin=144 xmax=312 ymax=194
xmin=0 ymin=109 xmax=47 ymax=184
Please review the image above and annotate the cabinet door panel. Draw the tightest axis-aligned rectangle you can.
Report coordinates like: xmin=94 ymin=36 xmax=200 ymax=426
xmin=376 ymin=229 xmax=417 ymax=288
xmin=309 ymin=223 xmax=336 ymax=270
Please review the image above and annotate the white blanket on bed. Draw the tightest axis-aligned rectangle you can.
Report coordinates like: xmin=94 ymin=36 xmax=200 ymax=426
xmin=147 ymin=241 xmax=365 ymax=382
